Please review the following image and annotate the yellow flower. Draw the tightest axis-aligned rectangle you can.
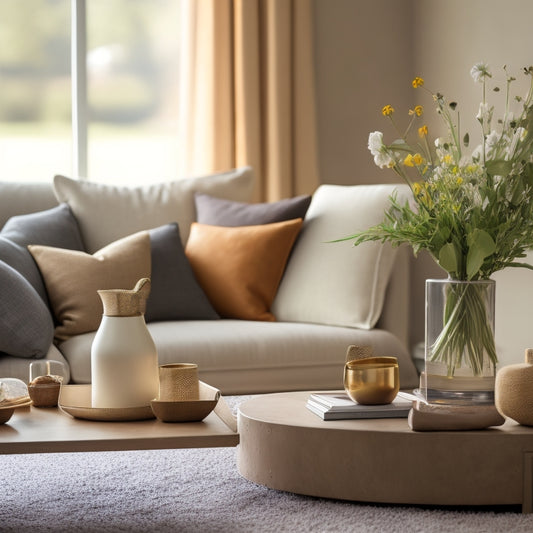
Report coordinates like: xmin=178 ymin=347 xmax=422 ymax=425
xmin=408 ymin=105 xmax=424 ymax=116
xmin=418 ymin=125 xmax=428 ymax=137
xmin=404 ymin=153 xmax=424 ymax=167
xmin=404 ymin=154 xmax=415 ymax=167
xmin=412 ymin=77 xmax=424 ymax=88
xmin=442 ymin=154 xmax=453 ymax=165
xmin=456 ymin=177 xmax=463 ymax=185
xmin=382 ymin=104 xmax=394 ymax=117
xmin=412 ymin=153 xmax=424 ymax=166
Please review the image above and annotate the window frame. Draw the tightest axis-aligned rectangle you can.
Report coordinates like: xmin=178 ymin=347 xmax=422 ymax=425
xmin=71 ymin=0 xmax=88 ymax=178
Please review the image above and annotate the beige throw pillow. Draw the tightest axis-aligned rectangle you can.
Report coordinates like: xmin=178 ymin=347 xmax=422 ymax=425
xmin=53 ymin=167 xmax=254 ymax=253
xmin=28 ymin=231 xmax=151 ymax=340
xmin=271 ymin=184 xmax=409 ymax=329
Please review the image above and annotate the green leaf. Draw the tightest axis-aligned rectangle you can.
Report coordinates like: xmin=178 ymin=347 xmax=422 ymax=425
xmin=485 ymin=159 xmax=513 ymax=177
xmin=438 ymin=243 xmax=458 ymax=275
xmin=463 ymin=133 xmax=470 ymax=147
xmin=466 ymin=229 xmax=496 ymax=280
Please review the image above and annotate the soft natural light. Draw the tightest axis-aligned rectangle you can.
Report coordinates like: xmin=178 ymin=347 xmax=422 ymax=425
xmin=0 ymin=0 xmax=71 ymax=182
xmin=86 ymin=0 xmax=182 ymax=184
xmin=0 ymin=0 xmax=182 ymax=185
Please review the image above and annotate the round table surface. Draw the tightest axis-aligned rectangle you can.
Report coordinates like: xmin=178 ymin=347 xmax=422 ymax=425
xmin=237 ymin=391 xmax=533 ymax=511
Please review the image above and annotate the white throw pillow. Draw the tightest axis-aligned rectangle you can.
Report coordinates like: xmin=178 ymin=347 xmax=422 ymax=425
xmin=53 ymin=167 xmax=254 ymax=253
xmin=272 ymin=184 xmax=409 ymax=329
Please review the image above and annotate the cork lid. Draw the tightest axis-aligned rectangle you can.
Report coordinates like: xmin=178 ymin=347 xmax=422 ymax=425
xmin=97 ymin=278 xmax=151 ymax=317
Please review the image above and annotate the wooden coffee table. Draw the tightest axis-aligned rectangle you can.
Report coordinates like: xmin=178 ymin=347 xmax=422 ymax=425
xmin=237 ymin=391 xmax=533 ymax=512
xmin=0 ymin=400 xmax=238 ymax=455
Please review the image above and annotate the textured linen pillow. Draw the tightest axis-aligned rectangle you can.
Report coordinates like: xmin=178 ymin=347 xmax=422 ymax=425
xmin=185 ymin=219 xmax=303 ymax=321
xmin=0 ymin=204 xmax=85 ymax=303
xmin=28 ymin=231 xmax=151 ymax=340
xmin=146 ymin=223 xmax=219 ymax=322
xmin=0 ymin=260 xmax=54 ymax=358
xmin=194 ymin=193 xmax=312 ymax=226
xmin=53 ymin=167 xmax=254 ymax=253
xmin=271 ymin=184 xmax=409 ymax=329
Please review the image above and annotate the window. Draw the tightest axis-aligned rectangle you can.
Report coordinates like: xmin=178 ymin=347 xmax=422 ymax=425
xmin=0 ymin=0 xmax=181 ymax=184
xmin=0 ymin=0 xmax=71 ymax=182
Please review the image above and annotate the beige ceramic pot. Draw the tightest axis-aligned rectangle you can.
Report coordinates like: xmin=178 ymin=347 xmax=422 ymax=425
xmin=495 ymin=349 xmax=533 ymax=426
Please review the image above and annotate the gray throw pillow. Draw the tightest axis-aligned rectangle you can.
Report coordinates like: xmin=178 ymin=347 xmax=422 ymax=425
xmin=194 ymin=193 xmax=312 ymax=226
xmin=0 ymin=203 xmax=85 ymax=303
xmin=0 ymin=260 xmax=54 ymax=358
xmin=146 ymin=223 xmax=219 ymax=322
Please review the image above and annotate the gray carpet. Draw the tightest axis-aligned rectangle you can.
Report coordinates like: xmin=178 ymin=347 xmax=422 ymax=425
xmin=2 ymin=398 xmax=533 ymax=532
xmin=1 ymin=447 xmax=533 ymax=533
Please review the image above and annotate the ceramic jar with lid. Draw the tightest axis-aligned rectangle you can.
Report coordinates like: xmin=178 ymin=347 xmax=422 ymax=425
xmin=495 ymin=348 xmax=533 ymax=426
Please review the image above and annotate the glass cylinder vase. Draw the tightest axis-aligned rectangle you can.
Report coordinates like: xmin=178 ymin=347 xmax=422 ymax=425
xmin=421 ymin=278 xmax=497 ymax=405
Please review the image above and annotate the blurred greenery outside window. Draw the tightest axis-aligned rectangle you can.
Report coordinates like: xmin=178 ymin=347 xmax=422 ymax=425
xmin=0 ymin=0 xmax=181 ymax=185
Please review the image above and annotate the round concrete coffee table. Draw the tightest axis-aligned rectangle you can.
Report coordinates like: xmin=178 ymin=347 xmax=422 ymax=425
xmin=237 ymin=391 xmax=533 ymax=512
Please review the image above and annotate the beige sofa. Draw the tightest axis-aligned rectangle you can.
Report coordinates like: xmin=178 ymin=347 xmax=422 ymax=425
xmin=0 ymin=169 xmax=419 ymax=394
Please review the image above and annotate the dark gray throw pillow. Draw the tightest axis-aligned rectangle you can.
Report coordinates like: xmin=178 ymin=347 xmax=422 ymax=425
xmin=0 ymin=203 xmax=85 ymax=303
xmin=146 ymin=223 xmax=219 ymax=322
xmin=194 ymin=193 xmax=312 ymax=227
xmin=0 ymin=260 xmax=54 ymax=358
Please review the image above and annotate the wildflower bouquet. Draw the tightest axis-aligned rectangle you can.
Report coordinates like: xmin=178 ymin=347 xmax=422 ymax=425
xmin=346 ymin=64 xmax=533 ymax=377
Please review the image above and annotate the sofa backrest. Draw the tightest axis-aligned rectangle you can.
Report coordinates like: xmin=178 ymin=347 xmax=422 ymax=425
xmin=0 ymin=182 xmax=58 ymax=229
xmin=0 ymin=180 xmax=411 ymax=349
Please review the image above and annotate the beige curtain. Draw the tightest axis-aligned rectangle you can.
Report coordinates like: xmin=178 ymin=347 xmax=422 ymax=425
xmin=177 ymin=0 xmax=319 ymax=202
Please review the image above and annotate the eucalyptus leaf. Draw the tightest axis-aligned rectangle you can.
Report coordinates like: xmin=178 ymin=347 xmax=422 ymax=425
xmin=485 ymin=159 xmax=512 ymax=177
xmin=438 ymin=243 xmax=458 ymax=274
xmin=466 ymin=229 xmax=496 ymax=279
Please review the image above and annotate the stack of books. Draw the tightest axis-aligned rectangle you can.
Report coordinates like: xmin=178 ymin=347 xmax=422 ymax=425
xmin=306 ymin=391 xmax=414 ymax=420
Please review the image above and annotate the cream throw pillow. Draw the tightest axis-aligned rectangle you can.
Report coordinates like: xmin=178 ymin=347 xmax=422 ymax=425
xmin=53 ymin=167 xmax=254 ymax=253
xmin=271 ymin=184 xmax=409 ymax=329
xmin=28 ymin=231 xmax=151 ymax=340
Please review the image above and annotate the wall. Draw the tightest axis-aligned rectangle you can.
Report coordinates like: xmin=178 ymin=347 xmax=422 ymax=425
xmin=313 ymin=0 xmax=533 ymax=368
xmin=312 ymin=0 xmax=414 ymax=185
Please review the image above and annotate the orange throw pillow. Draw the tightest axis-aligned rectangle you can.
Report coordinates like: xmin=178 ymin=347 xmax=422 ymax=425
xmin=185 ymin=219 xmax=302 ymax=321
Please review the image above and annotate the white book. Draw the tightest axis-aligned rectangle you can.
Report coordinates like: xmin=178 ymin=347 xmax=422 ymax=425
xmin=306 ymin=391 xmax=413 ymax=420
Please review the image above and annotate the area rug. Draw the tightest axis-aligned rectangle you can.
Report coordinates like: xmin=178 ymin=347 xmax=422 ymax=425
xmin=1 ymin=398 xmax=533 ymax=532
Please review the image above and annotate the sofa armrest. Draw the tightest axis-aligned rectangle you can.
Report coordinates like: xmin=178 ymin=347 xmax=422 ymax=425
xmin=377 ymin=244 xmax=409 ymax=349
xmin=0 ymin=182 xmax=58 ymax=229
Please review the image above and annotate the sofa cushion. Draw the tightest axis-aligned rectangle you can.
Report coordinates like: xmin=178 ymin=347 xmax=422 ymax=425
xmin=59 ymin=319 xmax=420 ymax=392
xmin=29 ymin=231 xmax=151 ymax=340
xmin=272 ymin=184 xmax=407 ymax=329
xmin=146 ymin=223 xmax=219 ymax=322
xmin=0 ymin=260 xmax=54 ymax=359
xmin=0 ymin=204 xmax=85 ymax=303
xmin=194 ymin=193 xmax=312 ymax=226
xmin=185 ymin=219 xmax=302 ymax=321
xmin=53 ymin=167 xmax=254 ymax=253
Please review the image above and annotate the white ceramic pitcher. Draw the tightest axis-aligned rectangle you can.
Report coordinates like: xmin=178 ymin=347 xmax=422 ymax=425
xmin=91 ymin=278 xmax=158 ymax=408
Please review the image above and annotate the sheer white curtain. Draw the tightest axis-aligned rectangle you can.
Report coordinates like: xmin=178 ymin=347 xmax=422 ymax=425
xmin=177 ymin=0 xmax=319 ymax=202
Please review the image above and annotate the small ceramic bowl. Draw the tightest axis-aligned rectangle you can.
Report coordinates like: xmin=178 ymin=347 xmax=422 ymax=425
xmin=0 ymin=407 xmax=15 ymax=424
xmin=28 ymin=383 xmax=61 ymax=407
xmin=344 ymin=356 xmax=400 ymax=405
xmin=150 ymin=399 xmax=218 ymax=423
xmin=151 ymin=380 xmax=220 ymax=423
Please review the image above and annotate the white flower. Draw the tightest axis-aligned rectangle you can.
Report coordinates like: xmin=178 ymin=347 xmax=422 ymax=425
xmin=471 ymin=144 xmax=483 ymax=161
xmin=368 ymin=131 xmax=393 ymax=168
xmin=476 ymin=102 xmax=493 ymax=125
xmin=485 ymin=130 xmax=500 ymax=150
xmin=470 ymin=62 xmax=492 ymax=83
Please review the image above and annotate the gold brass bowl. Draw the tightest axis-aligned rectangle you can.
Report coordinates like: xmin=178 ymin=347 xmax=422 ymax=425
xmin=344 ymin=356 xmax=400 ymax=405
